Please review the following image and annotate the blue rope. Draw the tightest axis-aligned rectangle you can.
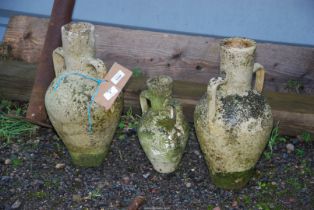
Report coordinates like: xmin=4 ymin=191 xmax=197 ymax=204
xmin=53 ymin=72 xmax=106 ymax=133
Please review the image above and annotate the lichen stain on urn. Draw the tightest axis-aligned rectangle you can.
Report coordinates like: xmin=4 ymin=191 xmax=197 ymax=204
xmin=45 ymin=22 xmax=123 ymax=167
xmin=138 ymin=75 xmax=189 ymax=173
xmin=194 ymin=37 xmax=273 ymax=189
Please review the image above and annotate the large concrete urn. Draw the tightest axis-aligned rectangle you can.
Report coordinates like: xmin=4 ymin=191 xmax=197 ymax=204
xmin=45 ymin=22 xmax=123 ymax=167
xmin=194 ymin=37 xmax=273 ymax=189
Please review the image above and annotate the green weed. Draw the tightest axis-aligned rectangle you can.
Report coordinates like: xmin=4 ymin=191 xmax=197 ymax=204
xmin=11 ymin=157 xmax=23 ymax=168
xmin=263 ymin=151 xmax=272 ymax=160
xmin=119 ymin=107 xmax=139 ymax=129
xmin=256 ymin=203 xmax=271 ymax=210
xmin=0 ymin=115 xmax=38 ymax=141
xmin=0 ymin=100 xmax=13 ymax=112
xmin=257 ymin=181 xmax=268 ymax=189
xmin=132 ymin=67 xmax=143 ymax=77
xmin=286 ymin=79 xmax=303 ymax=94
xmin=286 ymin=178 xmax=303 ymax=191
xmin=87 ymin=189 xmax=102 ymax=200
xmin=117 ymin=107 xmax=140 ymax=140
xmin=264 ymin=122 xmax=286 ymax=159
xmin=44 ymin=177 xmax=61 ymax=189
xmin=242 ymin=195 xmax=252 ymax=205
xmin=300 ymin=131 xmax=312 ymax=143
xmin=30 ymin=190 xmax=47 ymax=200
xmin=0 ymin=43 xmax=11 ymax=61
xmin=118 ymin=121 xmax=125 ymax=129
xmin=0 ymin=99 xmax=27 ymax=116
xmin=300 ymin=160 xmax=313 ymax=176
xmin=0 ymin=100 xmax=38 ymax=141
xmin=296 ymin=148 xmax=305 ymax=157
xmin=207 ymin=205 xmax=215 ymax=210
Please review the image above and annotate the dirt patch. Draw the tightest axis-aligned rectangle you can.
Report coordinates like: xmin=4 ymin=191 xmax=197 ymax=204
xmin=0 ymin=125 xmax=313 ymax=209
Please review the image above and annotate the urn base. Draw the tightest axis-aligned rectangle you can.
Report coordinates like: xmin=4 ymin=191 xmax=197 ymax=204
xmin=151 ymin=159 xmax=180 ymax=174
xmin=210 ymin=168 xmax=254 ymax=189
xmin=69 ymin=150 xmax=108 ymax=167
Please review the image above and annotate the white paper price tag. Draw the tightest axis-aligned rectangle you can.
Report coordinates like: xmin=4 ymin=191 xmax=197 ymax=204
xmin=103 ymin=86 xmax=119 ymax=101
xmin=111 ymin=70 xmax=125 ymax=85
xmin=95 ymin=62 xmax=133 ymax=110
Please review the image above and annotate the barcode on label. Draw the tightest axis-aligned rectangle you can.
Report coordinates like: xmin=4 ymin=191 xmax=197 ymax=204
xmin=103 ymin=86 xmax=119 ymax=100
xmin=111 ymin=70 xmax=125 ymax=85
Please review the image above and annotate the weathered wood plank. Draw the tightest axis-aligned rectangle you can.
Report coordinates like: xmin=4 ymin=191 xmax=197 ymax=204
xmin=3 ymin=16 xmax=314 ymax=94
xmin=1 ymin=60 xmax=314 ymax=136
xmin=0 ymin=60 xmax=36 ymax=101
xmin=3 ymin=16 xmax=48 ymax=63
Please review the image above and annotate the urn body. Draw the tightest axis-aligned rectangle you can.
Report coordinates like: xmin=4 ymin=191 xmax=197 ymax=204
xmin=45 ymin=22 xmax=123 ymax=167
xmin=138 ymin=76 xmax=189 ymax=173
xmin=194 ymin=37 xmax=273 ymax=189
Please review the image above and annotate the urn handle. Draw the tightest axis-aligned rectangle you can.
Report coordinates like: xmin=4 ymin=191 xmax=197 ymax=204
xmin=253 ymin=63 xmax=265 ymax=93
xmin=207 ymin=77 xmax=226 ymax=121
xmin=86 ymin=57 xmax=107 ymax=79
xmin=52 ymin=47 xmax=65 ymax=77
xmin=170 ymin=104 xmax=176 ymax=121
xmin=140 ymin=90 xmax=150 ymax=114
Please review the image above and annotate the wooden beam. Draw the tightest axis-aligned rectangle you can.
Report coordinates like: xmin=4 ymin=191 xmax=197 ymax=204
xmin=0 ymin=60 xmax=36 ymax=101
xmin=3 ymin=16 xmax=314 ymax=94
xmin=1 ymin=60 xmax=314 ymax=136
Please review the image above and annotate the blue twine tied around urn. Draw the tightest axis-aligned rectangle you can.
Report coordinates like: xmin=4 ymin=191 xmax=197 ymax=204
xmin=53 ymin=72 xmax=106 ymax=133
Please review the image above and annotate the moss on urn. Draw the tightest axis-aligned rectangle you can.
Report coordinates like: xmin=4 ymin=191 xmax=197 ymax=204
xmin=138 ymin=75 xmax=189 ymax=173
xmin=194 ymin=37 xmax=273 ymax=189
xmin=45 ymin=22 xmax=123 ymax=167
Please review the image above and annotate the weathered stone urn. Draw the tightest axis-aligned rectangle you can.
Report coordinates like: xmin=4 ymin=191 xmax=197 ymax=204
xmin=194 ymin=37 xmax=273 ymax=189
xmin=138 ymin=75 xmax=189 ymax=173
xmin=45 ymin=22 xmax=123 ymax=167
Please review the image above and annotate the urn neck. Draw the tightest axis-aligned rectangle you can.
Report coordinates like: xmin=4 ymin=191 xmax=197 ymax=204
xmin=61 ymin=22 xmax=96 ymax=72
xmin=219 ymin=37 xmax=256 ymax=95
xmin=146 ymin=75 xmax=173 ymax=111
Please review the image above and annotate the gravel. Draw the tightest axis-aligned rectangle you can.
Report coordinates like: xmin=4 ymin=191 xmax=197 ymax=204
xmin=286 ymin=143 xmax=295 ymax=153
xmin=0 ymin=126 xmax=313 ymax=209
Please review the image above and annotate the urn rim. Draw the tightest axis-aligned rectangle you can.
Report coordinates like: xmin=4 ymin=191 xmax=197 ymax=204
xmin=220 ymin=37 xmax=256 ymax=51
xmin=62 ymin=22 xmax=95 ymax=36
xmin=146 ymin=75 xmax=173 ymax=91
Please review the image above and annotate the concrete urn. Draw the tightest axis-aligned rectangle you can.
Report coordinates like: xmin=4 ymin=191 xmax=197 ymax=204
xmin=138 ymin=76 xmax=189 ymax=173
xmin=194 ymin=38 xmax=273 ymax=189
xmin=45 ymin=22 xmax=123 ymax=167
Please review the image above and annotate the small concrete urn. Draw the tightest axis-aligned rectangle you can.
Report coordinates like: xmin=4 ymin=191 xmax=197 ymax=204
xmin=138 ymin=75 xmax=189 ymax=173
xmin=45 ymin=22 xmax=123 ymax=167
xmin=194 ymin=37 xmax=273 ymax=189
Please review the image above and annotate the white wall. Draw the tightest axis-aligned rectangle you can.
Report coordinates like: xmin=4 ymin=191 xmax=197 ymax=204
xmin=0 ymin=0 xmax=313 ymax=46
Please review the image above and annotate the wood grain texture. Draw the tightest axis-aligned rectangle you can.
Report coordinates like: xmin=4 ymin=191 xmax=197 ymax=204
xmin=1 ymin=60 xmax=314 ymax=136
xmin=3 ymin=16 xmax=314 ymax=94
xmin=0 ymin=60 xmax=36 ymax=101
xmin=3 ymin=16 xmax=49 ymax=63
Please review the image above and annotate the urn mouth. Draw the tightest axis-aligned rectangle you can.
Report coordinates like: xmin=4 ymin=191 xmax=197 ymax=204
xmin=62 ymin=22 xmax=94 ymax=35
xmin=221 ymin=37 xmax=256 ymax=50
xmin=147 ymin=75 xmax=173 ymax=94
